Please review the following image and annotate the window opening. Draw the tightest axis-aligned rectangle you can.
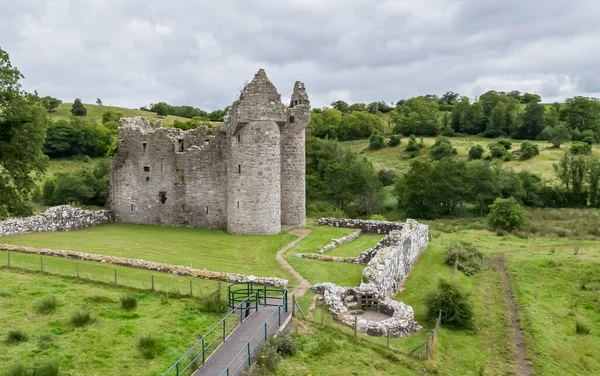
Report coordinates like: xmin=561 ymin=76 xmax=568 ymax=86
xmin=238 ymin=165 xmax=241 ymax=174
xmin=237 ymin=134 xmax=241 ymax=143
xmin=159 ymin=191 xmax=167 ymax=204
xmin=237 ymin=201 xmax=240 ymax=209
xmin=142 ymin=142 xmax=147 ymax=152
xmin=205 ymin=206 xmax=209 ymax=214
xmin=130 ymin=204 xmax=134 ymax=212
xmin=181 ymin=204 xmax=186 ymax=213
xmin=143 ymin=166 xmax=150 ymax=172
xmin=289 ymin=116 xmax=295 ymax=124
xmin=146 ymin=176 xmax=150 ymax=182
xmin=178 ymin=169 xmax=185 ymax=184
xmin=178 ymin=139 xmax=184 ymax=152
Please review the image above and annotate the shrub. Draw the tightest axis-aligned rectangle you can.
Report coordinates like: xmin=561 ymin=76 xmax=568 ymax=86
xmin=368 ymin=132 xmax=385 ymax=150
xmin=32 ymin=362 xmax=59 ymax=376
xmin=444 ymin=241 xmax=484 ymax=276
xmin=5 ymin=330 xmax=28 ymax=344
xmin=405 ymin=135 xmax=421 ymax=157
xmin=468 ymin=144 xmax=484 ymax=160
xmin=120 ymin=294 xmax=137 ymax=311
xmin=377 ymin=169 xmax=396 ymax=187
xmin=496 ymin=139 xmax=512 ymax=150
xmin=429 ymin=137 xmax=455 ymax=160
xmin=502 ymin=152 xmax=514 ymax=161
xmin=388 ymin=135 xmax=401 ymax=146
xmin=199 ymin=291 xmax=228 ymax=314
xmin=4 ymin=364 xmax=28 ymax=376
xmin=71 ymin=98 xmax=87 ymax=116
xmin=70 ymin=312 xmax=94 ymax=327
xmin=425 ymin=279 xmax=474 ymax=329
xmin=488 ymin=197 xmax=526 ymax=232
xmin=35 ymin=296 xmax=57 ymax=315
xmin=369 ymin=214 xmax=386 ymax=221
xmin=576 ymin=320 xmax=591 ymax=335
xmin=269 ymin=334 xmax=297 ymax=357
xmin=570 ymin=141 xmax=592 ymax=155
xmin=255 ymin=340 xmax=282 ymax=373
xmin=519 ymin=141 xmax=540 ymax=160
xmin=37 ymin=333 xmax=54 ymax=350
xmin=489 ymin=144 xmax=506 ymax=159
xmin=137 ymin=335 xmax=159 ymax=359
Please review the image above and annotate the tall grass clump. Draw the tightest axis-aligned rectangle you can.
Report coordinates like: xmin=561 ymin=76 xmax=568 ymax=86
xmin=575 ymin=320 xmax=591 ymax=335
xmin=70 ymin=312 xmax=94 ymax=327
xmin=5 ymin=330 xmax=28 ymax=344
xmin=199 ymin=290 xmax=228 ymax=314
xmin=32 ymin=362 xmax=59 ymax=376
xmin=120 ymin=294 xmax=138 ymax=311
xmin=37 ymin=333 xmax=54 ymax=350
xmin=35 ymin=296 xmax=57 ymax=315
xmin=137 ymin=335 xmax=159 ymax=359
xmin=3 ymin=364 xmax=28 ymax=376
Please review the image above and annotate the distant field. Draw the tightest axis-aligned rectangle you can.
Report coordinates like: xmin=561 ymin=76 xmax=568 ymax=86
xmin=0 ymin=268 xmax=223 ymax=376
xmin=342 ymin=136 xmax=597 ymax=181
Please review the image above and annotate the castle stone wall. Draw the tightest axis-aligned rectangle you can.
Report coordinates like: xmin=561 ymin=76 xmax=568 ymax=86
xmin=0 ymin=206 xmax=110 ymax=236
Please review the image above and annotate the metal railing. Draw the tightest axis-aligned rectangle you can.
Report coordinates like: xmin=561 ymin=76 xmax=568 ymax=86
xmin=219 ymin=304 xmax=284 ymax=376
xmin=162 ymin=292 xmax=260 ymax=376
xmin=227 ymin=282 xmax=288 ymax=312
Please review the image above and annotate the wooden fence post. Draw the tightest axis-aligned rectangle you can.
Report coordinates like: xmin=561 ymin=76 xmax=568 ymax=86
xmin=76 ymin=263 xmax=79 ymax=278
xmin=189 ymin=280 xmax=193 ymax=297
xmin=40 ymin=255 xmax=43 ymax=272
xmin=292 ymin=295 xmax=296 ymax=317
xmin=354 ymin=316 xmax=358 ymax=337
xmin=387 ymin=330 xmax=391 ymax=349
xmin=114 ymin=269 xmax=117 ymax=284
xmin=7 ymin=252 xmax=10 ymax=267
xmin=321 ymin=306 xmax=325 ymax=325
xmin=218 ymin=281 xmax=222 ymax=297
xmin=151 ymin=275 xmax=155 ymax=291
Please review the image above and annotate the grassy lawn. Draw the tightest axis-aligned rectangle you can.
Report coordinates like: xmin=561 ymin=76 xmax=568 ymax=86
xmin=284 ymin=226 xmax=365 ymax=287
xmin=0 ymin=224 xmax=298 ymax=282
xmin=342 ymin=136 xmax=600 ymax=181
xmin=325 ymin=234 xmax=383 ymax=258
xmin=52 ymin=103 xmax=190 ymax=127
xmin=0 ymin=268 xmax=223 ymax=376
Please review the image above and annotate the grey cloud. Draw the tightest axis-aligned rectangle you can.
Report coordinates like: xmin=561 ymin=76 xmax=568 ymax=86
xmin=2 ymin=0 xmax=600 ymax=110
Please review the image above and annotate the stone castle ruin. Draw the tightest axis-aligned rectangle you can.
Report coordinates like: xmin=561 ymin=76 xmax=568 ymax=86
xmin=108 ymin=69 xmax=311 ymax=235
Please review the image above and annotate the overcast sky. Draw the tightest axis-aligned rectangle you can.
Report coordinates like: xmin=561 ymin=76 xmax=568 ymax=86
xmin=2 ymin=0 xmax=600 ymax=110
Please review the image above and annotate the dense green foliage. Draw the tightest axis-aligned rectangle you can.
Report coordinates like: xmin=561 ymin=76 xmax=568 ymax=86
xmin=444 ymin=241 xmax=484 ymax=276
xmin=388 ymin=134 xmax=401 ymax=146
xmin=519 ymin=141 xmax=540 ymax=160
xmin=368 ymin=132 xmax=385 ymax=150
xmin=70 ymin=98 xmax=87 ymax=116
xmin=40 ymin=160 xmax=109 ymax=206
xmin=44 ymin=118 xmax=112 ymax=158
xmin=487 ymin=197 xmax=526 ymax=231
xmin=429 ymin=137 xmax=456 ymax=160
xmin=468 ymin=144 xmax=484 ymax=160
xmin=40 ymin=96 xmax=62 ymax=113
xmin=425 ymin=279 xmax=474 ymax=329
xmin=0 ymin=48 xmax=50 ymax=218
xmin=145 ymin=102 xmax=227 ymax=122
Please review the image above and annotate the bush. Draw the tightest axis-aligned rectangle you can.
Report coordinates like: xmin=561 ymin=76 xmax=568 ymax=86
xmin=32 ymin=362 xmax=59 ymax=376
xmin=137 ymin=336 xmax=159 ymax=359
xmin=468 ymin=144 xmax=484 ymax=160
xmin=70 ymin=312 xmax=94 ymax=327
xmin=429 ymin=137 xmax=455 ymax=160
xmin=489 ymin=144 xmax=506 ymax=159
xmin=444 ymin=241 xmax=484 ymax=276
xmin=71 ymin=98 xmax=87 ymax=116
xmin=120 ymin=295 xmax=137 ymax=311
xmin=255 ymin=340 xmax=282 ymax=373
xmin=5 ymin=330 xmax=28 ymax=344
xmin=269 ymin=334 xmax=297 ymax=357
xmin=519 ymin=141 xmax=540 ymax=160
xmin=576 ymin=320 xmax=591 ymax=335
xmin=388 ymin=135 xmax=401 ymax=146
xmin=41 ymin=160 xmax=109 ymax=207
xmin=496 ymin=139 xmax=512 ymax=150
xmin=369 ymin=214 xmax=386 ymax=221
xmin=199 ymin=291 xmax=228 ymax=314
xmin=570 ymin=141 xmax=592 ymax=155
xmin=405 ymin=135 xmax=421 ymax=157
xmin=425 ymin=279 xmax=474 ymax=329
xmin=502 ymin=152 xmax=514 ymax=161
xmin=368 ymin=132 xmax=385 ymax=150
xmin=488 ymin=197 xmax=526 ymax=232
xmin=3 ymin=364 xmax=28 ymax=376
xmin=377 ymin=169 xmax=396 ymax=187
xmin=35 ymin=296 xmax=56 ymax=315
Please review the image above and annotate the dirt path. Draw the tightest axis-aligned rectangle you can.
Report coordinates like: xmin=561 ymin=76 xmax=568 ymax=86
xmin=277 ymin=228 xmax=312 ymax=298
xmin=497 ymin=256 xmax=532 ymax=376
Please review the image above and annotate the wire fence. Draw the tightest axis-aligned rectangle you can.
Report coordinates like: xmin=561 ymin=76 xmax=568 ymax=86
xmin=407 ymin=310 xmax=442 ymax=360
xmin=0 ymin=250 xmax=224 ymax=299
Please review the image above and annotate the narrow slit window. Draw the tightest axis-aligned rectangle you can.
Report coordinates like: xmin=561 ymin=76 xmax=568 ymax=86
xmin=178 ymin=169 xmax=185 ymax=184
xmin=143 ymin=166 xmax=150 ymax=172
xmin=142 ymin=142 xmax=147 ymax=152
xmin=238 ymin=165 xmax=241 ymax=174
xmin=294 ymin=100 xmax=298 ymax=106
xmin=237 ymin=134 xmax=241 ymax=143
xmin=146 ymin=176 xmax=150 ymax=182
xmin=205 ymin=206 xmax=209 ymax=214
xmin=237 ymin=201 xmax=240 ymax=209
xmin=159 ymin=191 xmax=167 ymax=204
xmin=130 ymin=204 xmax=134 ymax=212
xmin=289 ymin=116 xmax=295 ymax=124
xmin=160 ymin=163 xmax=163 ymax=172
xmin=178 ymin=139 xmax=184 ymax=152
xmin=181 ymin=204 xmax=186 ymax=213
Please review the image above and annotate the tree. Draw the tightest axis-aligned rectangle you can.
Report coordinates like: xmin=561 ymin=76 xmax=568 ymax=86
xmin=0 ymin=47 xmax=50 ymax=217
xmin=337 ymin=111 xmax=383 ymax=140
xmin=467 ymin=102 xmax=487 ymax=135
xmin=152 ymin=102 xmax=169 ymax=117
xmin=44 ymin=118 xmax=111 ymax=158
xmin=71 ymin=98 xmax=87 ymax=116
xmin=394 ymin=96 xmax=440 ymax=136
xmin=330 ymin=100 xmax=350 ymax=114
xmin=309 ymin=108 xmax=342 ymax=139
xmin=562 ymin=96 xmax=600 ymax=132
xmin=40 ymin=96 xmax=62 ymax=113
xmin=487 ymin=197 xmax=526 ymax=231
xmin=96 ymin=98 xmax=103 ymax=105
xmin=466 ymin=160 xmax=502 ymax=214
xmin=553 ymin=153 xmax=588 ymax=206
xmin=514 ymin=102 xmax=545 ymax=140
xmin=484 ymin=102 xmax=507 ymax=137
xmin=425 ymin=279 xmax=474 ymax=329
xmin=542 ymin=124 xmax=571 ymax=147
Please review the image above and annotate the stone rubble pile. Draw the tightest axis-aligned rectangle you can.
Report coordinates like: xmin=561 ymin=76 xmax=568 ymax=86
xmin=295 ymin=253 xmax=362 ymax=264
xmin=316 ymin=230 xmax=361 ymax=253
xmin=0 ymin=206 xmax=111 ymax=236
xmin=315 ymin=218 xmax=404 ymax=234
xmin=0 ymin=243 xmax=288 ymax=289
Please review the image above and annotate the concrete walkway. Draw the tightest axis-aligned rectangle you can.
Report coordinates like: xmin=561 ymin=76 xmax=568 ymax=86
xmin=193 ymin=300 xmax=291 ymax=376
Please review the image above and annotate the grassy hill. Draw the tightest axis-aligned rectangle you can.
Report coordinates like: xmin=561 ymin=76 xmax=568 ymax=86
xmin=52 ymin=103 xmax=190 ymax=127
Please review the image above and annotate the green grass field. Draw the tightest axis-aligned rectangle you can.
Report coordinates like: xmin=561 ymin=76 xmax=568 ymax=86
xmin=0 ymin=268 xmax=224 ymax=376
xmin=52 ymin=103 xmax=190 ymax=127
xmin=0 ymin=224 xmax=297 ymax=282
xmin=343 ymin=136 xmax=599 ymax=181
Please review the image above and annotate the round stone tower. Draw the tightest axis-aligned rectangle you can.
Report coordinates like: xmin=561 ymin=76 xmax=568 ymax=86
xmin=225 ymin=69 xmax=287 ymax=235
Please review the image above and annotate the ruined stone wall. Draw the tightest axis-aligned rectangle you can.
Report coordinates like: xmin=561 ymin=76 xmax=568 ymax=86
xmin=0 ymin=206 xmax=110 ymax=236
xmin=109 ymin=117 xmax=228 ymax=229
xmin=362 ymin=220 xmax=429 ymax=297
xmin=314 ymin=218 xmax=404 ymax=234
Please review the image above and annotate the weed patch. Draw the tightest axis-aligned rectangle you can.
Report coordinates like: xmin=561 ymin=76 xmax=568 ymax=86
xmin=34 ymin=296 xmax=56 ymax=315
